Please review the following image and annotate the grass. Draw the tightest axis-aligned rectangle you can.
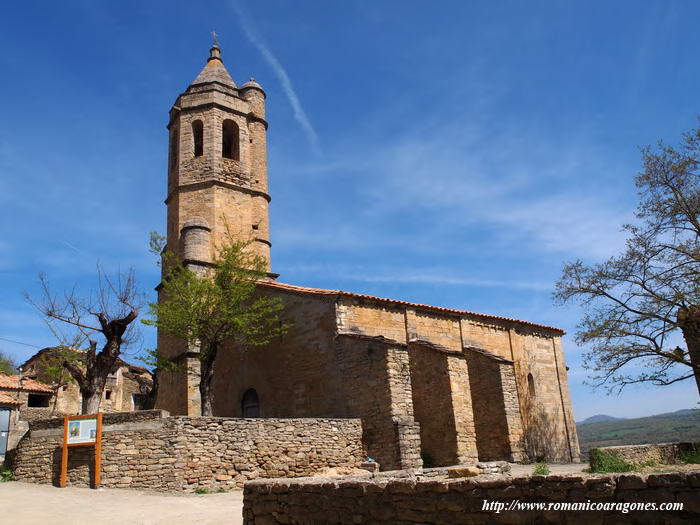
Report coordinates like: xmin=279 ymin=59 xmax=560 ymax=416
xmin=679 ymin=448 xmax=700 ymax=465
xmin=194 ymin=487 xmax=228 ymax=494
xmin=588 ymin=450 xmax=657 ymax=473
xmin=532 ymin=462 xmax=550 ymax=476
xmin=1 ymin=470 xmax=12 ymax=482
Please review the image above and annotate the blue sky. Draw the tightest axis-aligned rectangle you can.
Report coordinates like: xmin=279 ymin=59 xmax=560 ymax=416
xmin=1 ymin=0 xmax=698 ymax=420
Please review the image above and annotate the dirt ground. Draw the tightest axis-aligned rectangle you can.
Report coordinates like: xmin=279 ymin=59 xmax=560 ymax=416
xmin=0 ymin=482 xmax=244 ymax=525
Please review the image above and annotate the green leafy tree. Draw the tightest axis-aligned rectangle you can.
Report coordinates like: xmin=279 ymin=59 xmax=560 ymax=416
xmin=0 ymin=350 xmax=17 ymax=375
xmin=36 ymin=346 xmax=81 ymax=414
xmin=144 ymin=239 xmax=287 ymax=416
xmin=555 ymin=125 xmax=700 ymax=396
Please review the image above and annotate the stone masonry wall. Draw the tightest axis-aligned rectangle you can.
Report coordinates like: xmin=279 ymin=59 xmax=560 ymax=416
xmin=465 ymin=350 xmax=524 ymax=462
xmin=335 ymin=335 xmax=422 ymax=471
xmin=409 ymin=345 xmax=458 ymax=467
xmin=590 ymin=443 xmax=700 ymax=470
xmin=243 ymin=470 xmax=700 ymax=524
xmin=11 ymin=411 xmax=363 ymax=492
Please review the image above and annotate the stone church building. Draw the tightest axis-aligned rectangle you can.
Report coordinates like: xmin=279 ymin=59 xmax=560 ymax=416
xmin=156 ymin=44 xmax=581 ymax=470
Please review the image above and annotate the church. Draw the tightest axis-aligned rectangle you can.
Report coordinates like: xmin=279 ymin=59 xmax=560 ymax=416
xmin=156 ymin=44 xmax=581 ymax=470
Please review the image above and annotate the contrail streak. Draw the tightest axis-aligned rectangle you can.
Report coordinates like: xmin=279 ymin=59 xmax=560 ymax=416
xmin=231 ymin=1 xmax=322 ymax=157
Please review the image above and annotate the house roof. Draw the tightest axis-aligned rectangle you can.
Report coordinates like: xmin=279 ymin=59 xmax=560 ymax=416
xmin=258 ymin=280 xmax=565 ymax=335
xmin=0 ymin=374 xmax=53 ymax=393
xmin=0 ymin=392 xmax=22 ymax=406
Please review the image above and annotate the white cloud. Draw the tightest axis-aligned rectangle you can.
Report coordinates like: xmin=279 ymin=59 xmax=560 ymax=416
xmin=284 ymin=263 xmax=552 ymax=292
xmin=231 ymin=0 xmax=321 ymax=157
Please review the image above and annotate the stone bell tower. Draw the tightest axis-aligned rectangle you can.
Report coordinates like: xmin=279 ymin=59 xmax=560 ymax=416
xmin=165 ymin=43 xmax=270 ymax=272
xmin=158 ymin=44 xmax=270 ymax=415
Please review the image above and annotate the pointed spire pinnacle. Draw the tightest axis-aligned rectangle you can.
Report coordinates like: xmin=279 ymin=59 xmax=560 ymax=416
xmin=191 ymin=42 xmax=236 ymax=88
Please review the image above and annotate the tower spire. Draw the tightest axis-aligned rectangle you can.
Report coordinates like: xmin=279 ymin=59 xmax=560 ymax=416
xmin=190 ymin=40 xmax=235 ymax=87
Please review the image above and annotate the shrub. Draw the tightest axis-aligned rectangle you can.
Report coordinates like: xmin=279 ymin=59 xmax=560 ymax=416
xmin=532 ymin=462 xmax=550 ymax=476
xmin=679 ymin=448 xmax=700 ymax=464
xmin=1 ymin=470 xmax=12 ymax=482
xmin=589 ymin=450 xmax=637 ymax=473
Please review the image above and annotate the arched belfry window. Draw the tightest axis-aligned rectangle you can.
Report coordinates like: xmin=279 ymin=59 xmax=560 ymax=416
xmin=527 ymin=373 xmax=536 ymax=399
xmin=241 ymin=388 xmax=260 ymax=417
xmin=222 ymin=119 xmax=240 ymax=160
xmin=192 ymin=120 xmax=204 ymax=157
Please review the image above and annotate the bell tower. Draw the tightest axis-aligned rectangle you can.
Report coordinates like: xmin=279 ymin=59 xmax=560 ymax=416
xmin=158 ymin=44 xmax=271 ymax=416
xmin=165 ymin=43 xmax=270 ymax=271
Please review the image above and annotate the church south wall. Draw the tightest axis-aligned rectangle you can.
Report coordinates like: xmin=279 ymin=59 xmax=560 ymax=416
xmin=210 ymin=289 xmax=340 ymax=419
xmin=337 ymin=298 xmax=579 ymax=463
xmin=510 ymin=328 xmax=580 ymax=462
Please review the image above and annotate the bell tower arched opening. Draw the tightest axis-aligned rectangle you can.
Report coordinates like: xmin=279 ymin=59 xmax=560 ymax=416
xmin=222 ymin=119 xmax=240 ymax=160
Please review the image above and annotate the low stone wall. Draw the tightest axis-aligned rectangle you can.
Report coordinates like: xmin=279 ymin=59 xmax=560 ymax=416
xmin=11 ymin=410 xmax=364 ymax=492
xmin=590 ymin=442 xmax=700 ymax=469
xmin=243 ymin=470 xmax=700 ymax=524
xmin=19 ymin=407 xmax=63 ymax=422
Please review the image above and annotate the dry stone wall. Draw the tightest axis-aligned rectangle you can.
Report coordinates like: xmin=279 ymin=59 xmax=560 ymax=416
xmin=243 ymin=470 xmax=700 ymax=524
xmin=11 ymin=411 xmax=363 ymax=492
xmin=590 ymin=443 xmax=700 ymax=469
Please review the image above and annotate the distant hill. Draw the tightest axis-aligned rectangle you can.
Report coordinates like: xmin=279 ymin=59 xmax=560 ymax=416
xmin=576 ymin=408 xmax=700 ymax=458
xmin=579 ymin=414 xmax=626 ymax=424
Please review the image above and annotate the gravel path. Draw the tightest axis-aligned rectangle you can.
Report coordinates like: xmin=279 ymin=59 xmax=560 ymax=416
xmin=0 ymin=482 xmax=243 ymax=525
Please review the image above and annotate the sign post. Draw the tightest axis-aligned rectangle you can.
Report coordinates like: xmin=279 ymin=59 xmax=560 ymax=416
xmin=59 ymin=413 xmax=103 ymax=489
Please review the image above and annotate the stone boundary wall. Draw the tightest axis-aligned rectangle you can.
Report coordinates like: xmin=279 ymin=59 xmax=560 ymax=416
xmin=11 ymin=410 xmax=363 ymax=492
xmin=243 ymin=470 xmax=700 ymax=524
xmin=590 ymin=442 xmax=700 ymax=469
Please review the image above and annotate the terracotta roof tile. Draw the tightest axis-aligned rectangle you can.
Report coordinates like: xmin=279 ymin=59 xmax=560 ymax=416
xmin=258 ymin=281 xmax=565 ymax=335
xmin=0 ymin=375 xmax=53 ymax=393
xmin=0 ymin=392 xmax=21 ymax=406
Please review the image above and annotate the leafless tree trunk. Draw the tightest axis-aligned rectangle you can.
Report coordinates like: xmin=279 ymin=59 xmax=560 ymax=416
xmin=27 ymin=268 xmax=141 ymax=414
xmin=199 ymin=341 xmax=219 ymax=417
xmin=677 ymin=306 xmax=700 ymax=396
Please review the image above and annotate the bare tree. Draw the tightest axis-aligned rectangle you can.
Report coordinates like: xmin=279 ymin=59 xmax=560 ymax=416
xmin=26 ymin=267 xmax=142 ymax=413
xmin=555 ymin=125 xmax=700 ymax=396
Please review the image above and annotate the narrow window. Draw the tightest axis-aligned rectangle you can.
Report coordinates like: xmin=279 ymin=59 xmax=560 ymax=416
xmin=527 ymin=373 xmax=536 ymax=399
xmin=222 ymin=119 xmax=240 ymax=160
xmin=192 ymin=120 xmax=204 ymax=157
xmin=169 ymin=126 xmax=179 ymax=169
xmin=241 ymin=388 xmax=260 ymax=417
xmin=105 ymin=390 xmax=112 ymax=400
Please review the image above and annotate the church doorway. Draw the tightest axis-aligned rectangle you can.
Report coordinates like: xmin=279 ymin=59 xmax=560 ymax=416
xmin=241 ymin=388 xmax=260 ymax=417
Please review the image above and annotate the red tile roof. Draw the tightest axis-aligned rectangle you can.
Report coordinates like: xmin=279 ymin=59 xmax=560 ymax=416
xmin=0 ymin=392 xmax=22 ymax=406
xmin=258 ymin=280 xmax=565 ymax=335
xmin=0 ymin=374 xmax=54 ymax=393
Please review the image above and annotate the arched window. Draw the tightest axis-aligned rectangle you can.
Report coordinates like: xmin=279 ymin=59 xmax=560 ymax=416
xmin=192 ymin=120 xmax=204 ymax=157
xmin=222 ymin=119 xmax=240 ymax=160
xmin=169 ymin=126 xmax=179 ymax=169
xmin=527 ymin=373 xmax=536 ymax=399
xmin=241 ymin=388 xmax=260 ymax=417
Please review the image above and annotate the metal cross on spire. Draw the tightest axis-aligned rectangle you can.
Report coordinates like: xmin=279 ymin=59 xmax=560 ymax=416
xmin=211 ymin=30 xmax=219 ymax=46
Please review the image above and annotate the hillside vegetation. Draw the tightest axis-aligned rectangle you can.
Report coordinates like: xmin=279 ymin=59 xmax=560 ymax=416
xmin=576 ymin=409 xmax=700 ymax=457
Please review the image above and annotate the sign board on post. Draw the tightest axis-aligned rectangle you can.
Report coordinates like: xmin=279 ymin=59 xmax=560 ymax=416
xmin=60 ymin=413 xmax=103 ymax=489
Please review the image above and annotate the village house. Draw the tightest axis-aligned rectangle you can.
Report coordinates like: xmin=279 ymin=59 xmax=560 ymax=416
xmin=0 ymin=374 xmax=54 ymax=461
xmin=0 ymin=348 xmax=152 ymax=462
